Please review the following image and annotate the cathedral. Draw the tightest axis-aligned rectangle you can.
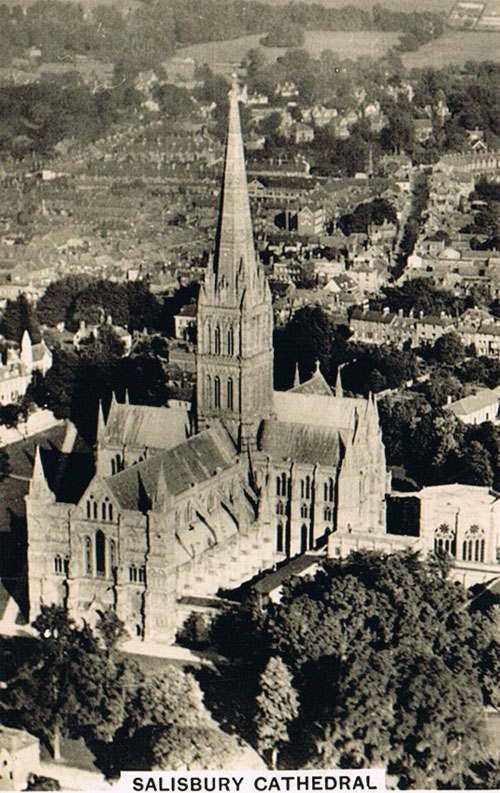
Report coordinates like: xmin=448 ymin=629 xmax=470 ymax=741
xmin=25 ymin=83 xmax=389 ymax=642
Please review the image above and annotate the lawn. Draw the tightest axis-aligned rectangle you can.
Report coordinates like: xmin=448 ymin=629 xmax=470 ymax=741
xmin=402 ymin=30 xmax=500 ymax=68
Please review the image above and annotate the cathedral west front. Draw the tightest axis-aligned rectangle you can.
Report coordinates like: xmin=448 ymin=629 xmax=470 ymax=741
xmin=25 ymin=82 xmax=390 ymax=643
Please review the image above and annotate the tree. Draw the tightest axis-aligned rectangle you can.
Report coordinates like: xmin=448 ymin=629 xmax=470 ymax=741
xmin=36 ymin=275 xmax=92 ymax=328
xmin=96 ymin=608 xmax=128 ymax=655
xmin=431 ymin=332 xmax=465 ymax=364
xmin=0 ymin=294 xmax=40 ymax=343
xmin=254 ymin=656 xmax=299 ymax=769
xmin=149 ymin=725 xmax=241 ymax=771
xmin=0 ymin=448 xmax=11 ymax=481
xmin=0 ymin=605 xmax=128 ymax=759
xmin=207 ymin=550 xmax=497 ymax=784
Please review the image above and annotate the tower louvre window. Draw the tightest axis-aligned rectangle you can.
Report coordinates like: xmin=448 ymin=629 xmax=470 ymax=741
xmin=227 ymin=327 xmax=234 ymax=356
xmin=227 ymin=377 xmax=233 ymax=410
xmin=214 ymin=325 xmax=221 ymax=355
xmin=214 ymin=376 xmax=221 ymax=408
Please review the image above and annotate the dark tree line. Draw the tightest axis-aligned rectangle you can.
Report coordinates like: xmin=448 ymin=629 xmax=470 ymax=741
xmin=202 ymin=550 xmax=500 ymax=787
xmin=0 ymin=605 xmax=240 ymax=775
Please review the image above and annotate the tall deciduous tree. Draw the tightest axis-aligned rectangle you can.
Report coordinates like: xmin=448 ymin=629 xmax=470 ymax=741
xmin=254 ymin=656 xmax=299 ymax=769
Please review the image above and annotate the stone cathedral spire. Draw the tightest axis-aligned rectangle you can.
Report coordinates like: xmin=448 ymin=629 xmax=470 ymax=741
xmin=196 ymin=77 xmax=274 ymax=448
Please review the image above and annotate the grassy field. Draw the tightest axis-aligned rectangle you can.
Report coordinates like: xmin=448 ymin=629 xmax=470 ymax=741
xmin=171 ymin=30 xmax=401 ymax=71
xmin=171 ymin=26 xmax=500 ymax=73
xmin=402 ymin=30 xmax=500 ymax=69
xmin=1 ymin=0 xmax=455 ymax=7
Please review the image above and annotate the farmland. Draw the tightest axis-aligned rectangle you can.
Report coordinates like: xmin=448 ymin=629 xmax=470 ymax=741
xmin=169 ymin=30 xmax=402 ymax=72
xmin=402 ymin=30 xmax=500 ymax=68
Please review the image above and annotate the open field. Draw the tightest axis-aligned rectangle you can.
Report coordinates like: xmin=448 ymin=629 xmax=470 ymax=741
xmin=2 ymin=0 xmax=454 ymax=8
xmin=402 ymin=30 xmax=500 ymax=68
xmin=170 ymin=30 xmax=401 ymax=71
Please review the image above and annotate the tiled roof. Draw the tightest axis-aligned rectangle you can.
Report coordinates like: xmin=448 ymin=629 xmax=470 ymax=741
xmin=273 ymin=390 xmax=361 ymax=432
xmin=259 ymin=420 xmax=343 ymax=466
xmin=106 ymin=424 xmax=237 ymax=510
xmin=104 ymin=402 xmax=190 ymax=450
xmin=252 ymin=554 xmax=319 ymax=594
xmin=445 ymin=388 xmax=500 ymax=416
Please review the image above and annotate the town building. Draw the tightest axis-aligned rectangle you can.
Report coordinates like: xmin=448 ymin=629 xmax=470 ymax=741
xmin=0 ymin=331 xmax=52 ymax=406
xmin=0 ymin=726 xmax=39 ymax=791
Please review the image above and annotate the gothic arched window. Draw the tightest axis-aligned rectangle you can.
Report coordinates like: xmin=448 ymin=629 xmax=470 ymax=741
xmin=324 ymin=506 xmax=332 ymax=522
xmin=214 ymin=325 xmax=221 ymax=355
xmin=227 ymin=377 xmax=233 ymax=410
xmin=276 ymin=500 xmax=284 ymax=515
xmin=277 ymin=522 xmax=284 ymax=552
xmin=462 ymin=524 xmax=485 ymax=562
xmin=214 ymin=376 xmax=221 ymax=408
xmin=326 ymin=478 xmax=334 ymax=502
xmin=305 ymin=476 xmax=311 ymax=499
xmin=54 ymin=555 xmax=63 ymax=574
xmin=301 ymin=524 xmax=308 ymax=553
xmin=276 ymin=473 xmax=287 ymax=496
xmin=95 ymin=530 xmax=106 ymax=576
xmin=110 ymin=539 xmax=117 ymax=572
xmin=84 ymin=536 xmax=92 ymax=575
xmin=129 ymin=564 xmax=137 ymax=583
xmin=434 ymin=523 xmax=456 ymax=556
xmin=300 ymin=503 xmax=308 ymax=518
xmin=227 ymin=327 xmax=234 ymax=356
xmin=206 ymin=375 xmax=211 ymax=408
xmin=138 ymin=566 xmax=146 ymax=583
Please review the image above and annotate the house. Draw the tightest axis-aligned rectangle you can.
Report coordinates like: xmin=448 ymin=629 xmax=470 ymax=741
xmin=174 ymin=303 xmax=197 ymax=341
xmin=292 ymin=123 xmax=314 ymax=144
xmin=414 ymin=117 xmax=434 ymax=143
xmin=0 ymin=726 xmax=39 ymax=791
xmin=297 ymin=204 xmax=325 ymax=236
xmin=444 ymin=387 xmax=500 ymax=425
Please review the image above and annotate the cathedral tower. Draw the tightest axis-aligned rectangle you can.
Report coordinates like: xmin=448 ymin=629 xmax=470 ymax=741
xmin=197 ymin=79 xmax=274 ymax=448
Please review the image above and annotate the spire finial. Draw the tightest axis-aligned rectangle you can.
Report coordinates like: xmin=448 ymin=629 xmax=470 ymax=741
xmin=315 ymin=359 xmax=321 ymax=373
xmin=335 ymin=365 xmax=343 ymax=398
xmin=97 ymin=399 xmax=106 ymax=441
xmin=29 ymin=445 xmax=54 ymax=501
xmin=294 ymin=362 xmax=300 ymax=387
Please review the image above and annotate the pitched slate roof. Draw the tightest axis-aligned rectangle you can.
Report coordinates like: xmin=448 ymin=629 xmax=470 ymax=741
xmin=259 ymin=420 xmax=343 ymax=466
xmin=106 ymin=424 xmax=237 ymax=510
xmin=273 ymin=390 xmax=361 ymax=432
xmin=444 ymin=388 xmax=500 ymax=417
xmin=103 ymin=401 xmax=190 ymax=450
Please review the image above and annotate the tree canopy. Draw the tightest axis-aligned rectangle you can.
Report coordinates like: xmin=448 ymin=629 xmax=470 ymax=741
xmin=208 ymin=550 xmax=500 ymax=785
